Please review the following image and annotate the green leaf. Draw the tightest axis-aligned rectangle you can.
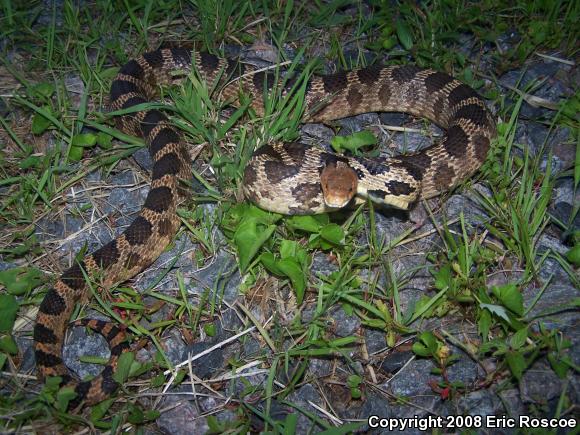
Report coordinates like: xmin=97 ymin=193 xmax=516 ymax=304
xmin=45 ymin=375 xmax=64 ymax=390
xmin=547 ymin=353 xmax=570 ymax=379
xmin=173 ymin=369 xmax=187 ymax=386
xmin=127 ymin=404 xmax=145 ymax=424
xmin=506 ymin=351 xmax=526 ymax=380
xmin=112 ymin=351 xmax=134 ymax=383
xmin=233 ymin=217 xmax=277 ymax=272
xmin=330 ymin=130 xmax=377 ymax=154
xmin=286 ymin=214 xmax=327 ymax=233
xmin=204 ymin=323 xmax=216 ymax=337
xmin=79 ymin=355 xmax=108 ymax=364
xmin=143 ymin=410 xmax=161 ymax=421
xmin=320 ymin=223 xmax=344 ymax=245
xmin=433 ymin=264 xmax=452 ymax=290
xmin=97 ymin=132 xmax=113 ymax=149
xmin=574 ymin=129 xmax=580 ymax=190
xmin=492 ymin=284 xmax=524 ymax=316
xmin=31 ymin=108 xmax=52 ymax=134
xmin=279 ymin=239 xmax=300 ymax=259
xmin=418 ymin=331 xmax=438 ymax=354
xmin=283 ymin=413 xmax=298 ymax=434
xmin=260 ymin=252 xmax=283 ymax=276
xmin=277 ymin=258 xmax=306 ymax=304
xmin=412 ymin=342 xmax=431 ymax=357
xmin=280 ymin=239 xmax=309 ymax=267
xmin=480 ymin=303 xmax=510 ymax=323
xmin=382 ymin=36 xmax=398 ymax=50
xmin=129 ymin=361 xmax=154 ymax=378
xmin=31 ymin=82 xmax=55 ymax=98
xmin=477 ymin=309 xmax=492 ymax=340
xmin=510 ymin=327 xmax=528 ymax=350
xmin=347 ymin=374 xmax=362 ymax=388
xmin=565 ymin=245 xmax=580 ymax=266
xmin=0 ymin=267 xmax=44 ymax=295
xmin=90 ymin=398 xmax=115 ymax=423
xmin=350 ymin=387 xmax=362 ymax=399
xmin=150 ymin=373 xmax=165 ymax=388
xmin=112 ymin=301 xmax=144 ymax=310
xmin=0 ymin=294 xmax=18 ymax=332
xmin=72 ymin=133 xmax=97 ymax=147
xmin=110 ymin=415 xmax=121 ymax=433
xmin=0 ymin=335 xmax=18 ymax=354
xmin=207 ymin=415 xmax=225 ymax=433
xmin=20 ymin=155 xmax=42 ymax=169
xmin=396 ymin=20 xmax=413 ymax=50
xmin=413 ymin=332 xmax=440 ymax=357
xmin=68 ymin=145 xmax=84 ymax=162
xmin=56 ymin=386 xmax=76 ymax=412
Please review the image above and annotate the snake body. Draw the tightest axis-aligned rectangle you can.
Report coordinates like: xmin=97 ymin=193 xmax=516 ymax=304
xmin=33 ymin=48 xmax=496 ymax=408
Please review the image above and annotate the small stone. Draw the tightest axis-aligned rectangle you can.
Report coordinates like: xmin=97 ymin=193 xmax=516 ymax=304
xmin=457 ymin=390 xmax=503 ymax=416
xmin=387 ymin=358 xmax=435 ymax=396
xmin=520 ymin=360 xmax=563 ymax=404
xmin=378 ymin=349 xmax=413 ymax=374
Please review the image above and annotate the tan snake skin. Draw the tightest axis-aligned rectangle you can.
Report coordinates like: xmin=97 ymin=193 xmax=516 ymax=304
xmin=33 ymin=48 xmax=496 ymax=408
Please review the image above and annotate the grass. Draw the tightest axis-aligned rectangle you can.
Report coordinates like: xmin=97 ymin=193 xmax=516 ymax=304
xmin=0 ymin=0 xmax=579 ymax=433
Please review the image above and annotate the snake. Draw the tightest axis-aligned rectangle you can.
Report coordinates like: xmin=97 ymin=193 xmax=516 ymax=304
xmin=33 ymin=47 xmax=496 ymax=408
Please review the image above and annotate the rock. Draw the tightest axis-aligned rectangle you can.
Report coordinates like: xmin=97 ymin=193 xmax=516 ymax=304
xmin=457 ymin=389 xmax=503 ymax=416
xmin=523 ymin=282 xmax=579 ymax=355
xmin=301 ymin=123 xmax=335 ymax=149
xmin=181 ymin=340 xmax=226 ymax=380
xmin=337 ymin=113 xmax=380 ymax=136
xmin=133 ymin=148 xmax=153 ymax=171
xmin=328 ymin=305 xmax=360 ymax=338
xmin=498 ymin=388 xmax=527 ymax=418
xmin=496 ymin=29 xmax=521 ymax=53
xmin=358 ymin=391 xmax=392 ymax=433
xmin=310 ymin=251 xmax=340 ymax=276
xmin=63 ymin=317 xmax=112 ymax=378
xmin=445 ymin=350 xmax=482 ymax=385
xmin=309 ymin=358 xmax=334 ymax=379
xmin=499 ymin=59 xmax=574 ymax=119
xmin=379 ymin=112 xmax=411 ymax=127
xmin=156 ymin=396 xmax=209 ymax=435
xmin=520 ymin=360 xmax=563 ymax=404
xmin=364 ymin=329 xmax=387 ymax=355
xmin=64 ymin=74 xmax=85 ymax=109
xmin=378 ymin=349 xmax=413 ymax=374
xmin=286 ymin=384 xmax=326 ymax=433
xmin=387 ymin=358 xmax=435 ymax=397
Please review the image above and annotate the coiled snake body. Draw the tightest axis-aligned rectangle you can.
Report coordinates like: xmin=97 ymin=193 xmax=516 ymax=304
xmin=33 ymin=48 xmax=496 ymax=408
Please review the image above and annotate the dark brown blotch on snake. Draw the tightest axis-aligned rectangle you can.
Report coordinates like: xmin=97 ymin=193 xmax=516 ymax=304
xmin=152 ymin=152 xmax=182 ymax=180
xmin=384 ymin=180 xmax=415 ymax=196
xmin=322 ymin=70 xmax=348 ymax=94
xmin=424 ymin=71 xmax=455 ymax=94
xmin=356 ymin=65 xmax=382 ymax=86
xmin=443 ymin=125 xmax=470 ymax=159
xmin=150 ymin=128 xmax=180 ymax=156
xmin=37 ymin=288 xmax=68 ymax=316
xmin=92 ymin=240 xmax=120 ymax=270
xmin=391 ymin=65 xmax=423 ymax=84
xmin=455 ymin=104 xmax=489 ymax=127
xmin=144 ymin=186 xmax=174 ymax=213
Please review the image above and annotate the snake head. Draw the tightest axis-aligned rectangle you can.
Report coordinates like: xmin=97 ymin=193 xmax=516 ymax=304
xmin=320 ymin=160 xmax=358 ymax=208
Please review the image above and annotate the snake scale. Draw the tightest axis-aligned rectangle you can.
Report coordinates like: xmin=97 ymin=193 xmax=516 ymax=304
xmin=33 ymin=47 xmax=496 ymax=408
